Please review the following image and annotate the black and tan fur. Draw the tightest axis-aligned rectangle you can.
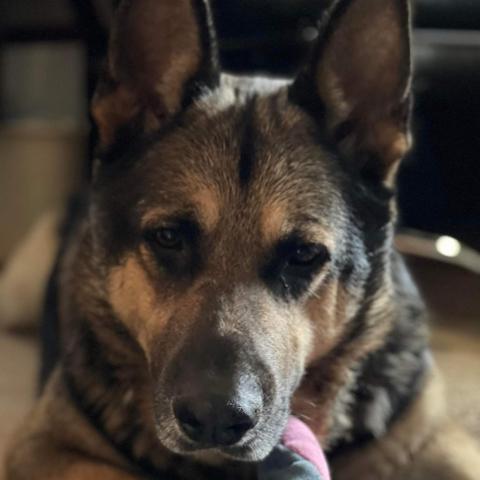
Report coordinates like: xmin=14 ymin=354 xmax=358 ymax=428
xmin=4 ymin=0 xmax=480 ymax=479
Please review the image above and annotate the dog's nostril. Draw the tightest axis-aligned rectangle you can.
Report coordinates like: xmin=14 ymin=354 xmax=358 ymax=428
xmin=172 ymin=396 xmax=259 ymax=447
xmin=228 ymin=421 xmax=253 ymax=435
xmin=173 ymin=401 xmax=206 ymax=442
xmin=217 ymin=417 xmax=256 ymax=446
xmin=183 ymin=415 xmax=202 ymax=429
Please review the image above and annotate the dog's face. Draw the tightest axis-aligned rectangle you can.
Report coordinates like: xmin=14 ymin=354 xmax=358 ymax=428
xmin=90 ymin=0 xmax=411 ymax=463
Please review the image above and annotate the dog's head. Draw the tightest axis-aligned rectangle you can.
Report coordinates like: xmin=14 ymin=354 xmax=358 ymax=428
xmin=90 ymin=0 xmax=412 ymax=462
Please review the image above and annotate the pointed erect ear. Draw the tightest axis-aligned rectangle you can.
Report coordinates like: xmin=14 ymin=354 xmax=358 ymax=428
xmin=92 ymin=0 xmax=219 ymax=149
xmin=291 ymin=0 xmax=412 ymax=184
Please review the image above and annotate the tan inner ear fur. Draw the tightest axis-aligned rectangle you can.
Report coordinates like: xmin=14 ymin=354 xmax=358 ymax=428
xmin=317 ymin=0 xmax=407 ymax=113
xmin=92 ymin=83 xmax=140 ymax=149
xmin=314 ymin=0 xmax=411 ymax=180
xmin=92 ymin=0 xmax=207 ymax=148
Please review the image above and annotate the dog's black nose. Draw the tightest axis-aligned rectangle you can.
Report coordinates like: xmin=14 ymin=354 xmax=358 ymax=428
xmin=173 ymin=395 xmax=259 ymax=447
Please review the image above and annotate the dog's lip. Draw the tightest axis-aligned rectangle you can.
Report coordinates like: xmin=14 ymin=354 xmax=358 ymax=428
xmin=217 ymin=443 xmax=263 ymax=462
xmin=187 ymin=442 xmax=263 ymax=463
xmin=174 ymin=437 xmax=255 ymax=455
xmin=162 ymin=432 xmax=264 ymax=462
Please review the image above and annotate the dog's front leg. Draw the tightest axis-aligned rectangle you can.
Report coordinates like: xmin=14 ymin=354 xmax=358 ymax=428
xmin=44 ymin=463 xmax=148 ymax=480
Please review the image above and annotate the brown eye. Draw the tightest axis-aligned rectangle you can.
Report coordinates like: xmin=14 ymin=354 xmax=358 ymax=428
xmin=288 ymin=244 xmax=329 ymax=268
xmin=152 ymin=228 xmax=183 ymax=250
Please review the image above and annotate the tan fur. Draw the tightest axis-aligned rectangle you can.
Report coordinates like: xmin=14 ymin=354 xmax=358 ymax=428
xmin=107 ymin=254 xmax=169 ymax=357
xmin=189 ymin=187 xmax=221 ymax=232
xmin=143 ymin=182 xmax=222 ymax=233
xmin=260 ymin=201 xmax=289 ymax=245
xmin=260 ymin=201 xmax=336 ymax=251
xmin=305 ymin=282 xmax=351 ymax=363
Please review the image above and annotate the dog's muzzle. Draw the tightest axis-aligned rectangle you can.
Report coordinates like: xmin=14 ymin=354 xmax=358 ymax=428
xmin=158 ymin=329 xmax=272 ymax=453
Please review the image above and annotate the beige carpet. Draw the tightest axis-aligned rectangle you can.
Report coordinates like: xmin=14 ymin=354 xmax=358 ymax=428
xmin=0 ymin=334 xmax=37 ymax=461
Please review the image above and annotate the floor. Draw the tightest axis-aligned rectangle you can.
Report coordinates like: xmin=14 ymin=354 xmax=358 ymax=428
xmin=408 ymin=257 xmax=480 ymax=439
xmin=0 ymin=333 xmax=37 ymax=461
xmin=0 ymin=256 xmax=479 ymax=465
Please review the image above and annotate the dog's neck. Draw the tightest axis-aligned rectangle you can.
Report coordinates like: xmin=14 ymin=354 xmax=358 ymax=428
xmin=59 ymin=219 xmax=429 ymax=476
xmin=333 ymin=253 xmax=430 ymax=451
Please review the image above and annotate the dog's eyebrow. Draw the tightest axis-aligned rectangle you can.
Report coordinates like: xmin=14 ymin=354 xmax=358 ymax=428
xmin=286 ymin=215 xmax=335 ymax=248
xmin=284 ymin=214 xmax=324 ymax=233
xmin=140 ymin=190 xmax=220 ymax=233
xmin=141 ymin=208 xmax=195 ymax=228
xmin=261 ymin=202 xmax=334 ymax=250
xmin=294 ymin=214 xmax=324 ymax=227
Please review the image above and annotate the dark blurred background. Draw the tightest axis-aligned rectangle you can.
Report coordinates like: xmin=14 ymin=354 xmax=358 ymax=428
xmin=0 ymin=0 xmax=479 ymax=259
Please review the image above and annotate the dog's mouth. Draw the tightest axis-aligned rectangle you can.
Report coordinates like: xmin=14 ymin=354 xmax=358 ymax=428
xmin=154 ymin=402 xmax=290 ymax=463
xmin=155 ymin=424 xmax=269 ymax=463
xmin=170 ymin=436 xmax=263 ymax=462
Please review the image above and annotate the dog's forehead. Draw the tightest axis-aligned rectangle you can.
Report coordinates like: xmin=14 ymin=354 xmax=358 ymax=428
xmin=134 ymin=74 xmax=345 ymax=237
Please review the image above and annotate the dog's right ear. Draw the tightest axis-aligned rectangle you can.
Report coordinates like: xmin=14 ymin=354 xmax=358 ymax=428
xmin=291 ymin=0 xmax=412 ymax=185
xmin=92 ymin=0 xmax=219 ymax=150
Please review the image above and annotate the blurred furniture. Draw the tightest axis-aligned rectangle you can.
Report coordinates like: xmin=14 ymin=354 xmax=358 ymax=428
xmin=0 ymin=1 xmax=97 ymax=258
xmin=0 ymin=125 xmax=84 ymax=259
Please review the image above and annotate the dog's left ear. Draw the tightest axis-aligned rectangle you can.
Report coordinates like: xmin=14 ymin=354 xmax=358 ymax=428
xmin=92 ymin=0 xmax=219 ymax=149
xmin=291 ymin=0 xmax=412 ymax=184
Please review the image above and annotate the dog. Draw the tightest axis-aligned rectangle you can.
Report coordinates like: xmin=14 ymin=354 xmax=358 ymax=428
xmin=4 ymin=0 xmax=480 ymax=478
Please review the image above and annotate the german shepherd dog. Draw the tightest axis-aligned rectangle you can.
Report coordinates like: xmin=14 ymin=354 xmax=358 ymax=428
xmin=5 ymin=0 xmax=480 ymax=479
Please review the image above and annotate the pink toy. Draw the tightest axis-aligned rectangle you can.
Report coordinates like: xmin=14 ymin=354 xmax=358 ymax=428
xmin=282 ymin=417 xmax=331 ymax=480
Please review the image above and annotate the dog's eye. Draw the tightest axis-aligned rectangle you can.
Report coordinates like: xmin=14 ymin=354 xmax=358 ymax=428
xmin=261 ymin=240 xmax=330 ymax=299
xmin=289 ymin=245 xmax=322 ymax=266
xmin=286 ymin=244 xmax=330 ymax=270
xmin=150 ymin=228 xmax=184 ymax=250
